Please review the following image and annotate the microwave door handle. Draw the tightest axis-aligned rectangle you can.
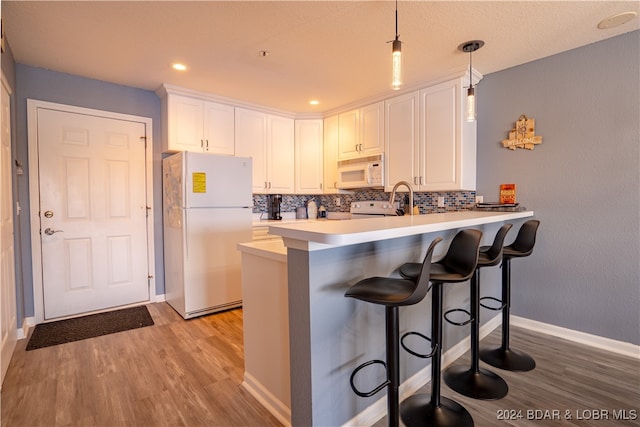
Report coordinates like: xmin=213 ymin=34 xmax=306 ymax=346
xmin=366 ymin=164 xmax=372 ymax=185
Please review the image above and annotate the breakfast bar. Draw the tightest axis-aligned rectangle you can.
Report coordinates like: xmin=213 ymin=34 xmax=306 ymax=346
xmin=241 ymin=210 xmax=534 ymax=426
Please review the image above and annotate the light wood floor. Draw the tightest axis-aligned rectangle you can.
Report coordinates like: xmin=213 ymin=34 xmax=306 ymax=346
xmin=2 ymin=302 xmax=639 ymax=426
xmin=1 ymin=303 xmax=282 ymax=427
xmin=374 ymin=324 xmax=640 ymax=427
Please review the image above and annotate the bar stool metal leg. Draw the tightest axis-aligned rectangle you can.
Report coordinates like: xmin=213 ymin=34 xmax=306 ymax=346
xmin=479 ymin=258 xmax=536 ymax=371
xmin=400 ymin=282 xmax=474 ymax=427
xmin=443 ymin=270 xmax=508 ymax=399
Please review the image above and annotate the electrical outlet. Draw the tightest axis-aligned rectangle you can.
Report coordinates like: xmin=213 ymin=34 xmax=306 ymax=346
xmin=334 ymin=197 xmax=341 ymax=206
xmin=475 ymin=195 xmax=484 ymax=203
xmin=437 ymin=196 xmax=445 ymax=207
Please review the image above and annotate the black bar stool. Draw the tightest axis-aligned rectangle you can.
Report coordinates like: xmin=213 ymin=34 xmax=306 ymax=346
xmin=480 ymin=220 xmax=540 ymax=372
xmin=399 ymin=229 xmax=482 ymax=427
xmin=442 ymin=223 xmax=512 ymax=400
xmin=345 ymin=237 xmax=442 ymax=427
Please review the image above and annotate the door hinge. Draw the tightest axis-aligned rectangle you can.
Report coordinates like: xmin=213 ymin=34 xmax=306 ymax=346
xmin=140 ymin=136 xmax=147 ymax=148
xmin=146 ymin=206 xmax=151 ymax=218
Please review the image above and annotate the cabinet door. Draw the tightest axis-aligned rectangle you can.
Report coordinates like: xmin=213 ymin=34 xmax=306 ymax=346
xmin=168 ymin=95 xmax=204 ymax=152
xmin=235 ymin=108 xmax=268 ymax=193
xmin=385 ymin=91 xmax=419 ymax=192
xmin=267 ymin=115 xmax=295 ymax=193
xmin=420 ymin=81 xmax=459 ymax=191
xmin=203 ymin=101 xmax=235 ymax=155
xmin=337 ymin=109 xmax=359 ymax=159
xmin=360 ymin=101 xmax=384 ymax=156
xmin=295 ymin=120 xmax=324 ymax=194
xmin=323 ymin=115 xmax=339 ymax=192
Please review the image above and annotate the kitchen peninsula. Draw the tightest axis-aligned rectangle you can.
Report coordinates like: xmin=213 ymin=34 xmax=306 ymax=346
xmin=239 ymin=210 xmax=534 ymax=426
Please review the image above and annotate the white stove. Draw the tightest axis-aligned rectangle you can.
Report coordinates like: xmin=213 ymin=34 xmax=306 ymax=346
xmin=350 ymin=200 xmax=398 ymax=218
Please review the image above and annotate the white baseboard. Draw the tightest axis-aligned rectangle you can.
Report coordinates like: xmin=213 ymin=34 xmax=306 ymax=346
xmin=511 ymin=315 xmax=640 ymax=360
xmin=16 ymin=316 xmax=35 ymax=340
xmin=343 ymin=314 xmax=502 ymax=426
xmin=242 ymin=372 xmax=291 ymax=427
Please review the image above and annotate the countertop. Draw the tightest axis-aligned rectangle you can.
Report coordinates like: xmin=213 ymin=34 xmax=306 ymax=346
xmin=268 ymin=210 xmax=534 ymax=248
xmin=237 ymin=238 xmax=287 ymax=262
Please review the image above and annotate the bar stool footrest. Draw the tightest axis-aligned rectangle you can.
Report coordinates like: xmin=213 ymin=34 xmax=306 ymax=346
xmin=401 ymin=331 xmax=437 ymax=359
xmin=479 ymin=296 xmax=506 ymax=311
xmin=349 ymin=359 xmax=390 ymax=397
xmin=444 ymin=308 xmax=472 ymax=326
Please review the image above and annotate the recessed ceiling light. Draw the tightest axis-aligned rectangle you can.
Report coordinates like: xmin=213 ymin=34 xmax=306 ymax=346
xmin=309 ymin=100 xmax=320 ymax=106
xmin=597 ymin=11 xmax=638 ymax=29
xmin=172 ymin=63 xmax=187 ymax=71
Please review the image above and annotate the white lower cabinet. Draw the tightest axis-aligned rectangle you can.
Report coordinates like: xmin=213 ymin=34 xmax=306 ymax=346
xmin=235 ymin=108 xmax=294 ymax=194
xmin=295 ymin=119 xmax=324 ymax=194
xmin=385 ymin=76 xmax=477 ymax=192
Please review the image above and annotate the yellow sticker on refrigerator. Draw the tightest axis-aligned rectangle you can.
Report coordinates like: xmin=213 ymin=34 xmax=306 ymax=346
xmin=192 ymin=172 xmax=206 ymax=193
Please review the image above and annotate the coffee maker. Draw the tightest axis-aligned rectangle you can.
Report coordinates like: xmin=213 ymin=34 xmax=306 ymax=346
xmin=267 ymin=194 xmax=282 ymax=220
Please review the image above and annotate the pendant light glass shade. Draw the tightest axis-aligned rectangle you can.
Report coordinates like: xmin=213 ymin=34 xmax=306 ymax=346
xmin=458 ymin=40 xmax=484 ymax=122
xmin=390 ymin=0 xmax=403 ymax=90
xmin=392 ymin=39 xmax=402 ymax=90
xmin=465 ymin=86 xmax=476 ymax=122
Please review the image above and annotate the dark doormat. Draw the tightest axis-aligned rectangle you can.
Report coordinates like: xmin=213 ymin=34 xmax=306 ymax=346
xmin=26 ymin=305 xmax=154 ymax=351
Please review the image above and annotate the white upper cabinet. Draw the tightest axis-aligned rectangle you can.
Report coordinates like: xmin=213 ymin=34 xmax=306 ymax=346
xmin=385 ymin=76 xmax=477 ymax=192
xmin=161 ymin=93 xmax=235 ymax=155
xmin=323 ymin=115 xmax=340 ymax=193
xmin=385 ymin=91 xmax=420 ymax=191
xmin=338 ymin=101 xmax=384 ymax=159
xmin=295 ymin=119 xmax=324 ymax=194
xmin=235 ymin=108 xmax=294 ymax=194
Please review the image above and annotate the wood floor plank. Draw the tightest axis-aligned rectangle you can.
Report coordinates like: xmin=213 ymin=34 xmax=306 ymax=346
xmin=374 ymin=325 xmax=640 ymax=427
xmin=1 ymin=303 xmax=282 ymax=427
xmin=3 ymin=303 xmax=638 ymax=426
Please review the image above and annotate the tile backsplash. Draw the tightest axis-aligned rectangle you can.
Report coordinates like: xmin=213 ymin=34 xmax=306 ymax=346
xmin=253 ymin=190 xmax=476 ymax=216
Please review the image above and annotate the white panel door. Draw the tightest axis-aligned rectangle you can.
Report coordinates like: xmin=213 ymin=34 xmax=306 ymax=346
xmin=36 ymin=108 xmax=150 ymax=320
xmin=1 ymin=79 xmax=17 ymax=385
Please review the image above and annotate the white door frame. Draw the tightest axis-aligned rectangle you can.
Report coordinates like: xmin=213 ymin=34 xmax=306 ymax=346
xmin=27 ymin=99 xmax=156 ymax=324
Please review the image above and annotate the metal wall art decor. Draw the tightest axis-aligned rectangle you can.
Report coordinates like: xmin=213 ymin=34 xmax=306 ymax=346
xmin=501 ymin=114 xmax=543 ymax=150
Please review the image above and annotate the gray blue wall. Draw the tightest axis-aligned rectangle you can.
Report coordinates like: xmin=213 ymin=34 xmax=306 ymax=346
xmin=476 ymin=31 xmax=639 ymax=345
xmin=12 ymin=64 xmax=165 ymax=319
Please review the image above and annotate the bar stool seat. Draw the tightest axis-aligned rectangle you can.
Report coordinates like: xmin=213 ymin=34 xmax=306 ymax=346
xmin=480 ymin=220 xmax=540 ymax=372
xmin=345 ymin=237 xmax=442 ymax=427
xmin=442 ymin=223 xmax=513 ymax=400
xmin=400 ymin=229 xmax=482 ymax=427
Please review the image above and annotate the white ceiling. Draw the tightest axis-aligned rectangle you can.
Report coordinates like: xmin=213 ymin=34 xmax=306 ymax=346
xmin=3 ymin=1 xmax=639 ymax=114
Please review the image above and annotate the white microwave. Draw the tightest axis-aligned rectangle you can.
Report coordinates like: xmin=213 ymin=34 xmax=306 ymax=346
xmin=336 ymin=154 xmax=384 ymax=189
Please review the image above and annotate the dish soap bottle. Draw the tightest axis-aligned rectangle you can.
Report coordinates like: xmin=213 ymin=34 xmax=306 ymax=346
xmin=307 ymin=199 xmax=318 ymax=220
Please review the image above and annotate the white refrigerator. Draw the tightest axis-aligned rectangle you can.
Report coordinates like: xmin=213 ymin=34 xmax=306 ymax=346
xmin=163 ymin=151 xmax=253 ymax=319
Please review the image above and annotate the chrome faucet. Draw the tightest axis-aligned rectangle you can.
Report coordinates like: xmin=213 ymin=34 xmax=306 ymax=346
xmin=389 ymin=180 xmax=415 ymax=215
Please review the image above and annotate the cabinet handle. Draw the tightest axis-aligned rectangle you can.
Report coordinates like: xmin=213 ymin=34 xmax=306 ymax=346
xmin=265 ymin=181 xmax=268 ymax=189
xmin=420 ymin=176 xmax=424 ymax=185
xmin=355 ymin=144 xmax=359 ymax=152
xmin=413 ymin=177 xmax=418 ymax=185
xmin=320 ymin=183 xmax=323 ymax=190
xmin=200 ymin=139 xmax=204 ymax=148
xmin=205 ymin=139 xmax=209 ymax=151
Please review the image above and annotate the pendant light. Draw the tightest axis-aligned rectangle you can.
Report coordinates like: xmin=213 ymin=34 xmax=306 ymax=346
xmin=390 ymin=0 xmax=402 ymax=90
xmin=458 ymin=40 xmax=484 ymax=122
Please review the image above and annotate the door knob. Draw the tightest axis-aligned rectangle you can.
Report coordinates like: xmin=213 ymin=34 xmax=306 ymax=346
xmin=44 ymin=227 xmax=64 ymax=236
